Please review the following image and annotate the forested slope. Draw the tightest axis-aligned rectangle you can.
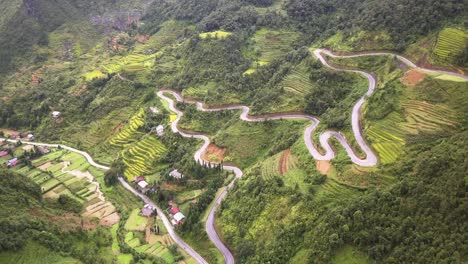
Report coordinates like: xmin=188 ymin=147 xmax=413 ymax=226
xmin=0 ymin=0 xmax=466 ymax=263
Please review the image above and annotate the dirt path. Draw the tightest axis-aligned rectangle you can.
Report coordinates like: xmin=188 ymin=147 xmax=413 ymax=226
xmin=278 ymin=149 xmax=290 ymax=175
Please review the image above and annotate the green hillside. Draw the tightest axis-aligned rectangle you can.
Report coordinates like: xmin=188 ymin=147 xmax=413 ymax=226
xmin=0 ymin=0 xmax=467 ymax=263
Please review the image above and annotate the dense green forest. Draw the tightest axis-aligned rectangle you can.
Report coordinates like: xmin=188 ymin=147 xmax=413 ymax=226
xmin=0 ymin=0 xmax=467 ymax=263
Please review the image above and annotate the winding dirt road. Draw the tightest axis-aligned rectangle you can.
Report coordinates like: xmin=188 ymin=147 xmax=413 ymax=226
xmin=156 ymin=48 xmax=467 ymax=264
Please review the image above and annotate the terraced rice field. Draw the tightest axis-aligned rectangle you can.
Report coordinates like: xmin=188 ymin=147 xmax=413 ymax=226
xmin=315 ymin=179 xmax=360 ymax=204
xmin=281 ymin=62 xmax=314 ymax=95
xmin=253 ymin=29 xmax=299 ymax=64
xmin=366 ymin=112 xmax=406 ymax=164
xmin=367 ymin=100 xmax=458 ymax=164
xmin=83 ymin=69 xmax=107 ymax=81
xmin=199 ymin=30 xmax=232 ymax=39
xmin=432 ymin=28 xmax=468 ymax=62
xmin=260 ymin=153 xmax=281 ymax=180
xmin=122 ymin=135 xmax=167 ymax=179
xmin=400 ymin=100 xmax=458 ymax=134
xmin=19 ymin=150 xmax=118 ymax=225
xmin=109 ymin=109 xmax=146 ymax=147
xmin=124 ymin=209 xmax=149 ymax=231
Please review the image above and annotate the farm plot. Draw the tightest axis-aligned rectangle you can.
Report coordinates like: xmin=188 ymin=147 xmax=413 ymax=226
xmin=124 ymin=209 xmax=149 ymax=232
xmin=123 ymin=213 xmax=177 ymax=263
xmin=22 ymin=150 xmax=119 ymax=225
xmin=109 ymin=109 xmax=146 ymax=147
xmin=253 ymin=29 xmax=299 ymax=64
xmin=199 ymin=30 xmax=232 ymax=39
xmin=281 ymin=61 xmax=314 ymax=95
xmin=121 ymin=135 xmax=168 ymax=179
xmin=432 ymin=28 xmax=468 ymax=63
xmin=260 ymin=153 xmax=281 ymax=180
xmin=400 ymin=100 xmax=458 ymax=134
xmin=366 ymin=112 xmax=406 ymax=164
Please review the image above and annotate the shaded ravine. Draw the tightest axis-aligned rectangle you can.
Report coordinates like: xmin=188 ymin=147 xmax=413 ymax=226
xmin=0 ymin=138 xmax=209 ymax=264
xmin=156 ymin=48 xmax=468 ymax=264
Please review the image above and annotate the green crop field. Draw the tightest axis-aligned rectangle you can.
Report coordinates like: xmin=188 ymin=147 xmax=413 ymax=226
xmin=253 ymin=29 xmax=299 ymax=64
xmin=260 ymin=153 xmax=281 ymax=180
xmin=244 ymin=29 xmax=299 ymax=74
xmin=199 ymin=30 xmax=232 ymax=39
xmin=432 ymin=28 xmax=468 ymax=62
xmin=121 ymin=135 xmax=167 ymax=179
xmin=400 ymin=100 xmax=458 ymax=134
xmin=281 ymin=61 xmax=314 ymax=95
xmin=124 ymin=209 xmax=149 ymax=231
xmin=109 ymin=109 xmax=146 ymax=147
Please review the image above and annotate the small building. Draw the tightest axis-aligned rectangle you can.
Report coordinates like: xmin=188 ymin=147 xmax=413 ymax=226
xmin=52 ymin=111 xmax=61 ymax=118
xmin=37 ymin=146 xmax=50 ymax=155
xmin=26 ymin=134 xmax=35 ymax=141
xmin=173 ymin=212 xmax=185 ymax=225
xmin=7 ymin=158 xmax=19 ymax=167
xmin=137 ymin=180 xmax=149 ymax=192
xmin=0 ymin=151 xmax=8 ymax=157
xmin=141 ymin=204 xmax=157 ymax=217
xmin=156 ymin=125 xmax=164 ymax=137
xmin=133 ymin=176 xmax=145 ymax=183
xmin=10 ymin=131 xmax=20 ymax=138
xmin=169 ymin=169 xmax=183 ymax=179
xmin=170 ymin=207 xmax=180 ymax=215
xmin=149 ymin=106 xmax=159 ymax=114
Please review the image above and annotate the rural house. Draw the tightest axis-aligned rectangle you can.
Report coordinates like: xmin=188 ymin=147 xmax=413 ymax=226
xmin=52 ymin=111 xmax=61 ymax=118
xmin=173 ymin=212 xmax=185 ymax=225
xmin=7 ymin=158 xmax=19 ymax=167
xmin=141 ymin=204 xmax=157 ymax=217
xmin=156 ymin=125 xmax=164 ymax=137
xmin=0 ymin=151 xmax=8 ymax=157
xmin=149 ymin=106 xmax=159 ymax=114
xmin=137 ymin=180 xmax=149 ymax=192
xmin=169 ymin=169 xmax=183 ymax=179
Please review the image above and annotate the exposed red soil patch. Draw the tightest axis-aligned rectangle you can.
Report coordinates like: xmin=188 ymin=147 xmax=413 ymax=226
xmin=400 ymin=69 xmax=426 ymax=87
xmin=136 ymin=34 xmax=149 ymax=43
xmin=316 ymin=160 xmax=331 ymax=175
xmin=278 ymin=149 xmax=291 ymax=175
xmin=202 ymin=144 xmax=225 ymax=163
xmin=100 ymin=212 xmax=120 ymax=227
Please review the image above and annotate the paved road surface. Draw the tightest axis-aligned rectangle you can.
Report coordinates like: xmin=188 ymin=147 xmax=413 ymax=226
xmin=156 ymin=48 xmax=467 ymax=263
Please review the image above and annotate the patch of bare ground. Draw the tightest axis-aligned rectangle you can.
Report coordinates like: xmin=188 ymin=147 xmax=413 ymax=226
xmin=315 ymin=160 xmax=331 ymax=175
xmin=400 ymin=69 xmax=426 ymax=87
xmin=202 ymin=144 xmax=225 ymax=163
xmin=38 ymin=162 xmax=53 ymax=171
xmin=278 ymin=149 xmax=291 ymax=175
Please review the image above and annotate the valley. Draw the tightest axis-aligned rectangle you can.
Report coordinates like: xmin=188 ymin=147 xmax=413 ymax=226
xmin=0 ymin=0 xmax=467 ymax=263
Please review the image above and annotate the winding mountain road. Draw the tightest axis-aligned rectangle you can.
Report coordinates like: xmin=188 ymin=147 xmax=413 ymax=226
xmin=1 ymin=49 xmax=466 ymax=264
xmin=0 ymin=138 xmax=209 ymax=264
xmin=156 ymin=48 xmax=468 ymax=264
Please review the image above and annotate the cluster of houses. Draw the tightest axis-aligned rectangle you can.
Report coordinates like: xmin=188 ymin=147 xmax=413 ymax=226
xmin=132 ymin=172 xmax=187 ymax=226
xmin=2 ymin=131 xmax=35 ymax=141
